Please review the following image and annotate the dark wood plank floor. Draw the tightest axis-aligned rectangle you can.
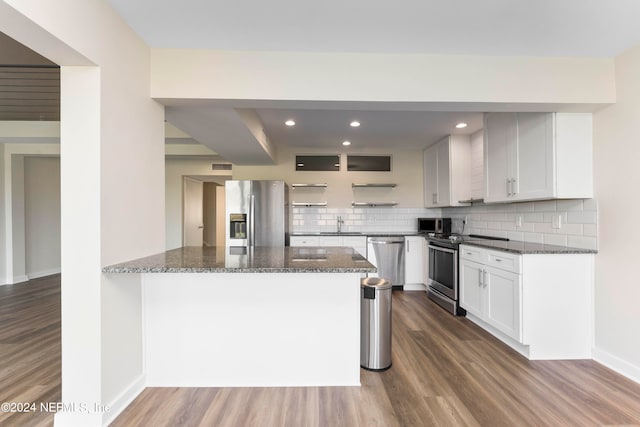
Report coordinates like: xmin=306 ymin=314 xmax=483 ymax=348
xmin=2 ymin=276 xmax=640 ymax=426
xmin=0 ymin=274 xmax=61 ymax=427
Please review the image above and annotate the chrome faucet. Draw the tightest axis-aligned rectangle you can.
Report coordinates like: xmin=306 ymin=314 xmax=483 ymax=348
xmin=337 ymin=215 xmax=344 ymax=233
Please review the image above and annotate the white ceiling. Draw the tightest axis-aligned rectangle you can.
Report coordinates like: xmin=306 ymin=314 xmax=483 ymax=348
xmin=106 ymin=0 xmax=640 ymax=57
xmin=8 ymin=2 xmax=637 ymax=161
xmin=103 ymin=0 xmax=640 ymax=162
xmin=255 ymin=109 xmax=483 ymax=149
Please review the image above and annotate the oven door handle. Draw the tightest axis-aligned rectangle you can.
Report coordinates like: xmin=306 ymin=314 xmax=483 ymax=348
xmin=428 ymin=245 xmax=457 ymax=254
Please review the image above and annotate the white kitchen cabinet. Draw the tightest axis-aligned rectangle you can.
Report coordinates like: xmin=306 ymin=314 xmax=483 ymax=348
xmin=423 ymin=144 xmax=438 ymax=207
xmin=484 ymin=265 xmax=521 ymax=341
xmin=459 ymin=254 xmax=522 ymax=342
xmin=459 ymin=258 xmax=484 ymax=318
xmin=290 ymin=235 xmax=366 ymax=257
xmin=318 ymin=235 xmax=341 ymax=246
xmin=459 ymin=244 xmax=593 ymax=360
xmin=423 ymin=135 xmax=471 ymax=207
xmin=338 ymin=236 xmax=367 ymax=257
xmin=484 ymin=112 xmax=593 ymax=203
xmin=289 ymin=236 xmax=320 ymax=247
xmin=404 ymin=236 xmax=426 ymax=290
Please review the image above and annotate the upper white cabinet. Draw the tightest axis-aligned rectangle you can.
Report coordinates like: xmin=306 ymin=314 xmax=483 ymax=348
xmin=423 ymin=135 xmax=471 ymax=207
xmin=484 ymin=112 xmax=593 ymax=203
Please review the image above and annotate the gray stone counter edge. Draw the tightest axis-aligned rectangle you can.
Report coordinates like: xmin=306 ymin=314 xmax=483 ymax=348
xmin=103 ymin=266 xmax=375 ymax=274
xmin=460 ymin=240 xmax=597 ymax=255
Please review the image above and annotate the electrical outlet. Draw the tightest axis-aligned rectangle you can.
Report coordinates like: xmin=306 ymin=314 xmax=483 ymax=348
xmin=552 ymin=214 xmax=562 ymax=229
xmin=516 ymin=215 xmax=523 ymax=228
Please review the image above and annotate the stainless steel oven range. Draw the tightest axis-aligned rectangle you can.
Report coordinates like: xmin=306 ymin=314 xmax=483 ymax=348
xmin=425 ymin=233 xmax=508 ymax=316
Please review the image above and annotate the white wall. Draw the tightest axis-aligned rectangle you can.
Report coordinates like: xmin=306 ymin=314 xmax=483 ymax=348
xmin=0 ymin=143 xmax=59 ymax=285
xmin=233 ymin=146 xmax=441 ymax=234
xmin=24 ymin=156 xmax=60 ymax=278
xmin=592 ymin=45 xmax=640 ymax=382
xmin=10 ymin=155 xmax=25 ymax=282
xmin=151 ymin=50 xmax=615 ymax=107
xmin=0 ymin=1 xmax=165 ymax=426
xmin=234 ymin=146 xmax=425 ymax=208
xmin=0 ymin=144 xmax=5 ymax=283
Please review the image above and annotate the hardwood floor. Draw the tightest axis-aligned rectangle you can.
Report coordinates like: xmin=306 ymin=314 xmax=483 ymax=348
xmin=114 ymin=290 xmax=640 ymax=427
xmin=1 ymin=277 xmax=639 ymax=426
xmin=0 ymin=274 xmax=61 ymax=427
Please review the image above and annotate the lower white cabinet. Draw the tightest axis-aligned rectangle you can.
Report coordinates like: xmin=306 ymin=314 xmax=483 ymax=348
xmin=289 ymin=236 xmax=320 ymax=247
xmin=339 ymin=236 xmax=367 ymax=257
xmin=459 ymin=244 xmax=593 ymax=360
xmin=289 ymin=235 xmax=367 ymax=257
xmin=460 ymin=253 xmax=521 ymax=341
xmin=404 ymin=236 xmax=426 ymax=289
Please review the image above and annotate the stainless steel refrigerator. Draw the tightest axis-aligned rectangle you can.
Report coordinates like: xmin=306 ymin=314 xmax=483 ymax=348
xmin=225 ymin=180 xmax=289 ymax=248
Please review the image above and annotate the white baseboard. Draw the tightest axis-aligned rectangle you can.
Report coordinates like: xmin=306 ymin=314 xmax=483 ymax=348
xmin=593 ymin=347 xmax=640 ymax=385
xmin=402 ymin=283 xmax=427 ymax=291
xmin=7 ymin=275 xmax=29 ymax=285
xmin=102 ymin=374 xmax=146 ymax=426
xmin=28 ymin=268 xmax=61 ymax=280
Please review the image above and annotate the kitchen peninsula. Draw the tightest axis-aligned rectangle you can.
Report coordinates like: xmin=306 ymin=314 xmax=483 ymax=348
xmin=104 ymin=246 xmax=375 ymax=387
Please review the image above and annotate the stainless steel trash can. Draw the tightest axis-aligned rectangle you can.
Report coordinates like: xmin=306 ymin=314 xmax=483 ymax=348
xmin=360 ymin=277 xmax=392 ymax=371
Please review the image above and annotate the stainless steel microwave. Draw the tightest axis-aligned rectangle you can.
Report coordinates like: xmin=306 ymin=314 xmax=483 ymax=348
xmin=417 ymin=217 xmax=451 ymax=235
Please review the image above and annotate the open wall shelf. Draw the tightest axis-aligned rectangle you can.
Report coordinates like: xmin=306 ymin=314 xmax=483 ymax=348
xmin=351 ymin=183 xmax=397 ymax=188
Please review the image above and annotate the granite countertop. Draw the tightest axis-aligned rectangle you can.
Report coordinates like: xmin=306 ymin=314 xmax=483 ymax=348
xmin=103 ymin=246 xmax=376 ymax=274
xmin=460 ymin=239 xmax=597 ymax=255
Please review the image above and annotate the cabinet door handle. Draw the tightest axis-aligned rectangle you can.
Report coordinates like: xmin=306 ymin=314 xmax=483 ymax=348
xmin=478 ymin=269 xmax=483 ymax=286
xmin=407 ymin=240 xmax=410 ymax=252
xmin=506 ymin=179 xmax=511 ymax=196
xmin=483 ymin=270 xmax=488 ymax=287
xmin=512 ymin=178 xmax=517 ymax=196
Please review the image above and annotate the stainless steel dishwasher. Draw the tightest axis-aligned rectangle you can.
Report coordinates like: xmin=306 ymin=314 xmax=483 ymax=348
xmin=366 ymin=236 xmax=405 ymax=289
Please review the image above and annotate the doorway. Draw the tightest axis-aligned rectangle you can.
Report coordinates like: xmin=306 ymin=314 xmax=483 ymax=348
xmin=183 ymin=177 xmax=204 ymax=246
xmin=182 ymin=176 xmax=227 ymax=247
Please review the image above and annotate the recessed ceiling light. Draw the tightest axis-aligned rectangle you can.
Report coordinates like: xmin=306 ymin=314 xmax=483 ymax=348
xmin=350 ymin=121 xmax=361 ymax=127
xmin=342 ymin=141 xmax=351 ymax=146
xmin=455 ymin=122 xmax=468 ymax=129
xmin=285 ymin=120 xmax=296 ymax=126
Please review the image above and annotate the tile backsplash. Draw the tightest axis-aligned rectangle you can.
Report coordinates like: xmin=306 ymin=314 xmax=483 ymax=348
xmin=442 ymin=198 xmax=598 ymax=250
xmin=292 ymin=198 xmax=598 ymax=250
xmin=292 ymin=207 xmax=441 ymax=234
